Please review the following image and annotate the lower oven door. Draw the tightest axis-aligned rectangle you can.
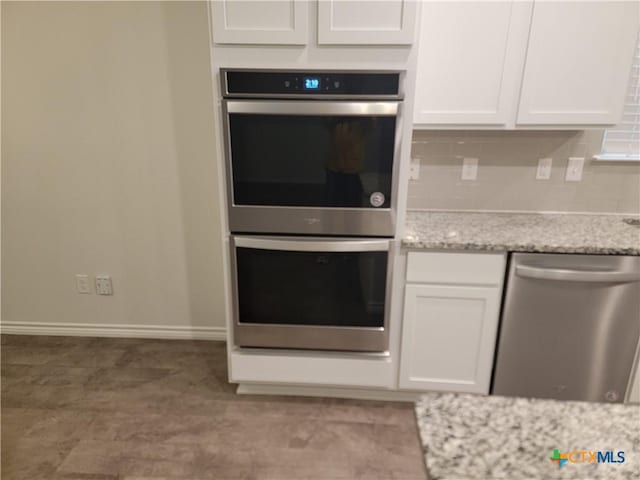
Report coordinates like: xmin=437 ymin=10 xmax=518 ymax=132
xmin=231 ymin=235 xmax=392 ymax=352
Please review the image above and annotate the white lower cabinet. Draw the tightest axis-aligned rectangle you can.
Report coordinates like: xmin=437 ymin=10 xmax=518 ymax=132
xmin=399 ymin=252 xmax=506 ymax=394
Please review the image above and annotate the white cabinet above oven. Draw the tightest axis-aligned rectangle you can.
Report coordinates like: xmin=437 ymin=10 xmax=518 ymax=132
xmin=209 ymin=0 xmax=417 ymax=46
xmin=209 ymin=0 xmax=308 ymax=45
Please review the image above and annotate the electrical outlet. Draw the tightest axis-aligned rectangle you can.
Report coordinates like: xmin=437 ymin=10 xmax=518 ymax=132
xmin=461 ymin=157 xmax=478 ymax=181
xmin=95 ymin=275 xmax=113 ymax=295
xmin=409 ymin=158 xmax=420 ymax=180
xmin=75 ymin=274 xmax=91 ymax=294
xmin=536 ymin=158 xmax=552 ymax=180
xmin=565 ymin=157 xmax=584 ymax=182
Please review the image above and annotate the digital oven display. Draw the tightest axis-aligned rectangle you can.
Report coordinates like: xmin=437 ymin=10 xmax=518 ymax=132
xmin=303 ymin=77 xmax=320 ymax=90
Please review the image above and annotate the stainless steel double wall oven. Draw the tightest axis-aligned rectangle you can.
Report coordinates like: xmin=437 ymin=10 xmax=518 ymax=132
xmin=222 ymin=69 xmax=403 ymax=352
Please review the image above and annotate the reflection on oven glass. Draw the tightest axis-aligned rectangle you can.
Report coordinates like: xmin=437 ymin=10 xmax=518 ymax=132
xmin=326 ymin=119 xmax=367 ymax=206
xmin=229 ymin=115 xmax=395 ymax=209
xmin=236 ymin=248 xmax=388 ymax=328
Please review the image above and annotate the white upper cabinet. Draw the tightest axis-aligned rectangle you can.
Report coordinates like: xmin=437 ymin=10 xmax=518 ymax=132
xmin=414 ymin=1 xmax=639 ymax=128
xmin=516 ymin=1 xmax=639 ymax=126
xmin=210 ymin=0 xmax=308 ymax=45
xmin=317 ymin=0 xmax=417 ymax=45
xmin=414 ymin=1 xmax=532 ymax=126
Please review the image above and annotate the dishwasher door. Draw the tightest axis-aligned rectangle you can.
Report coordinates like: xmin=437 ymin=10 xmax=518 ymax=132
xmin=492 ymin=253 xmax=640 ymax=403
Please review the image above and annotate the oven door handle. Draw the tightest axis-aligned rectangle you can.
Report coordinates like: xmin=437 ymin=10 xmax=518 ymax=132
xmin=233 ymin=236 xmax=391 ymax=252
xmin=224 ymin=100 xmax=399 ymax=116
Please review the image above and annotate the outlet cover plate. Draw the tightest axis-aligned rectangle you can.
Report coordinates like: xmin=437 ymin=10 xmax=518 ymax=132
xmin=409 ymin=159 xmax=420 ymax=181
xmin=461 ymin=157 xmax=478 ymax=181
xmin=536 ymin=158 xmax=552 ymax=180
xmin=95 ymin=275 xmax=113 ymax=295
xmin=565 ymin=157 xmax=584 ymax=182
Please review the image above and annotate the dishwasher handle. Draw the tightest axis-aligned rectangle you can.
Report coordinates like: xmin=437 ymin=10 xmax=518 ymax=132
xmin=515 ymin=264 xmax=640 ymax=283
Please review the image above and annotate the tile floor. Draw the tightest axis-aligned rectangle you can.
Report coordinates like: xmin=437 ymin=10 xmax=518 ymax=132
xmin=1 ymin=335 xmax=427 ymax=480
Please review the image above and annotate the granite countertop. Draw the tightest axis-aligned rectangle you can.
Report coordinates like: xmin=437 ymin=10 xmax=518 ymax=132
xmin=415 ymin=393 xmax=640 ymax=480
xmin=403 ymin=211 xmax=640 ymax=255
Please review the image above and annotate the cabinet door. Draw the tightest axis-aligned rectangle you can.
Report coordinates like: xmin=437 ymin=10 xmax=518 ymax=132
xmin=317 ymin=0 xmax=416 ymax=45
xmin=210 ymin=0 xmax=308 ymax=45
xmin=399 ymin=284 xmax=501 ymax=393
xmin=517 ymin=1 xmax=639 ymax=126
xmin=413 ymin=1 xmax=532 ymax=126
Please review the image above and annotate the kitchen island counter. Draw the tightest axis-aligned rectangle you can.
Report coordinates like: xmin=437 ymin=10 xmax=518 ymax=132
xmin=415 ymin=392 xmax=639 ymax=480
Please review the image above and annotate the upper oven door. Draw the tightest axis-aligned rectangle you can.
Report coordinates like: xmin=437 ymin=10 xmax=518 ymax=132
xmin=223 ymin=100 xmax=401 ymax=237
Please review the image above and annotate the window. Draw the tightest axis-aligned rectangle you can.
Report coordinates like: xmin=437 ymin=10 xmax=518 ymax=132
xmin=598 ymin=33 xmax=640 ymax=161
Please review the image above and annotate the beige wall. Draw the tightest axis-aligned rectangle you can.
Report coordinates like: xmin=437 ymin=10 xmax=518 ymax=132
xmin=409 ymin=130 xmax=640 ymax=214
xmin=1 ymin=1 xmax=226 ymax=335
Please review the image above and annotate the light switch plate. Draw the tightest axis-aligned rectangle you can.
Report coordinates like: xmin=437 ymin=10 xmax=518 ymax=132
xmin=536 ymin=158 xmax=552 ymax=180
xmin=565 ymin=157 xmax=584 ymax=182
xmin=461 ymin=157 xmax=478 ymax=181
xmin=75 ymin=274 xmax=91 ymax=294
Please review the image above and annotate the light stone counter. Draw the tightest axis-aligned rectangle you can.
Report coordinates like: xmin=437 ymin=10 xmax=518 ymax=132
xmin=415 ymin=393 xmax=639 ymax=480
xmin=403 ymin=211 xmax=640 ymax=255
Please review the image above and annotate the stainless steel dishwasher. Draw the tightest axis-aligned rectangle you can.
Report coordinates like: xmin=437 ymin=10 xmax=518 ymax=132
xmin=492 ymin=253 xmax=640 ymax=403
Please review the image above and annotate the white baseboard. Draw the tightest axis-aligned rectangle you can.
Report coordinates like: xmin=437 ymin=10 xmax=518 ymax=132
xmin=237 ymin=383 xmax=421 ymax=402
xmin=0 ymin=321 xmax=227 ymax=341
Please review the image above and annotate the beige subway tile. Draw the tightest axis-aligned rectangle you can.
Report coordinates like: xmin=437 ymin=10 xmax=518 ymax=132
xmin=621 ymin=173 xmax=640 ymax=191
xmin=406 ymin=195 xmax=427 ymax=209
xmin=451 ymin=141 xmax=484 ymax=159
xmin=413 ymin=130 xmax=465 ymax=141
xmin=537 ymin=137 xmax=573 ymax=160
xmin=463 ymin=131 xmax=516 ymax=143
xmin=617 ymin=196 xmax=640 ymax=214
xmin=417 ymin=155 xmax=458 ymax=167
xmin=575 ymin=129 xmax=605 ymax=148
xmin=411 ymin=141 xmax=452 ymax=158
xmin=589 ymin=172 xmax=624 ymax=191
xmin=583 ymin=196 xmax=619 ymax=213
xmin=409 ymin=129 xmax=638 ymax=213
xmin=617 ymin=176 xmax=640 ymax=214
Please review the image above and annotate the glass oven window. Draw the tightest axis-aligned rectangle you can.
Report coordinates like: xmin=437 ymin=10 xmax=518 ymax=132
xmin=236 ymin=248 xmax=387 ymax=328
xmin=229 ymin=114 xmax=396 ymax=208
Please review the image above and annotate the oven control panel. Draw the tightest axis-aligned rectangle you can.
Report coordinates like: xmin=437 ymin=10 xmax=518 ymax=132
xmin=223 ymin=70 xmax=401 ymax=98
xmin=293 ymin=75 xmax=343 ymax=93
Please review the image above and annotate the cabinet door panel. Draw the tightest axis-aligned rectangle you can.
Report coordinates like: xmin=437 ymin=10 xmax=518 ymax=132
xmin=399 ymin=284 xmax=501 ymax=393
xmin=414 ymin=1 xmax=532 ymax=126
xmin=517 ymin=1 xmax=639 ymax=125
xmin=211 ymin=0 xmax=308 ymax=45
xmin=318 ymin=0 xmax=417 ymax=45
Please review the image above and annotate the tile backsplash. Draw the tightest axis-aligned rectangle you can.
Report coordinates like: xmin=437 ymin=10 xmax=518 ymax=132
xmin=409 ymin=130 xmax=640 ymax=214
